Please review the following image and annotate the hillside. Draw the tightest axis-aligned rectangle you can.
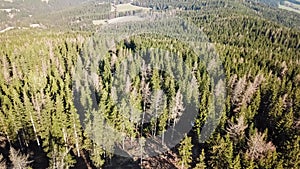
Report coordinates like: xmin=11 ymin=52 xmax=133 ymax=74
xmin=1 ymin=0 xmax=300 ymax=30
xmin=0 ymin=0 xmax=299 ymax=169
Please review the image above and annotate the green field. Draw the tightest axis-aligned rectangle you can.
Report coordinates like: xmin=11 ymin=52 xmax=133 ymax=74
xmin=112 ymin=3 xmax=151 ymax=13
xmin=92 ymin=3 xmax=151 ymax=26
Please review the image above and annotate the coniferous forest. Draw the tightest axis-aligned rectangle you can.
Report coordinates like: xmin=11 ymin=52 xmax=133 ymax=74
xmin=0 ymin=0 xmax=300 ymax=168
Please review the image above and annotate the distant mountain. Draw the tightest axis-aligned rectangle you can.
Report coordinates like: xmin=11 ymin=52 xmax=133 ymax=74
xmin=1 ymin=0 xmax=300 ymax=30
xmin=0 ymin=0 xmax=96 ymax=15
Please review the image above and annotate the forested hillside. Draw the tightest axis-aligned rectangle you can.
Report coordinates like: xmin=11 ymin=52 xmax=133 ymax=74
xmin=0 ymin=0 xmax=299 ymax=169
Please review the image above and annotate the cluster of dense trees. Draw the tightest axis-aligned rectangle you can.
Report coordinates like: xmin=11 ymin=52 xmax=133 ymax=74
xmin=0 ymin=1 xmax=299 ymax=169
xmin=0 ymin=30 xmax=92 ymax=168
xmin=180 ymin=5 xmax=300 ymax=169
xmin=72 ymin=17 xmax=225 ymax=168
xmin=28 ymin=2 xmax=111 ymax=31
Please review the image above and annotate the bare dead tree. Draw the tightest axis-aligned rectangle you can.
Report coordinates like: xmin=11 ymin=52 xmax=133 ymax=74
xmin=1 ymin=56 xmax=10 ymax=84
xmin=231 ymin=75 xmax=247 ymax=111
xmin=280 ymin=61 xmax=288 ymax=77
xmin=91 ymin=72 xmax=100 ymax=92
xmin=72 ymin=115 xmax=80 ymax=157
xmin=170 ymin=89 xmax=184 ymax=122
xmin=228 ymin=74 xmax=238 ymax=90
xmin=11 ymin=62 xmax=23 ymax=81
xmin=293 ymin=117 xmax=300 ymax=129
xmin=231 ymin=74 xmax=265 ymax=112
xmin=150 ymin=90 xmax=164 ymax=136
xmin=125 ymin=75 xmax=132 ymax=94
xmin=9 ymin=148 xmax=31 ymax=169
xmin=246 ymin=132 xmax=276 ymax=160
xmin=295 ymin=73 xmax=300 ymax=84
xmin=0 ymin=154 xmax=6 ymax=169
xmin=280 ymin=94 xmax=293 ymax=110
xmin=226 ymin=115 xmax=248 ymax=142
xmin=50 ymin=147 xmax=72 ymax=169
xmin=242 ymin=74 xmax=265 ymax=105
xmin=170 ymin=89 xmax=185 ymax=139
xmin=30 ymin=93 xmax=42 ymax=147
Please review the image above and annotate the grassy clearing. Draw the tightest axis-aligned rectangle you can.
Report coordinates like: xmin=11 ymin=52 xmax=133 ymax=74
xmin=283 ymin=1 xmax=300 ymax=8
xmin=108 ymin=16 xmax=144 ymax=24
xmin=92 ymin=20 xmax=108 ymax=25
xmin=92 ymin=16 xmax=144 ymax=25
xmin=93 ymin=3 xmax=150 ymax=26
xmin=111 ymin=3 xmax=151 ymax=13
xmin=0 ymin=27 xmax=14 ymax=33
xmin=279 ymin=3 xmax=300 ymax=14
xmin=278 ymin=1 xmax=300 ymax=14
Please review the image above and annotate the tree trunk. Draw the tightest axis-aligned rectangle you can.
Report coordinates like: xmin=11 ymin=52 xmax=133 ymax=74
xmin=73 ymin=119 xmax=80 ymax=157
xmin=29 ymin=112 xmax=40 ymax=146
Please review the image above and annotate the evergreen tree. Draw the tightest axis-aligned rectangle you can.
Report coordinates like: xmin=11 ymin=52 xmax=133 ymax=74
xmin=195 ymin=149 xmax=206 ymax=169
xmin=178 ymin=135 xmax=193 ymax=169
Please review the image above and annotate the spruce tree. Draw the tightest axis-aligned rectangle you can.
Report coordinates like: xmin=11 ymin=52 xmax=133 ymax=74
xmin=178 ymin=135 xmax=193 ymax=169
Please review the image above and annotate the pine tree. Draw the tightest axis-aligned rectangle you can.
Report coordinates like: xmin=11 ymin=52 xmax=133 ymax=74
xmin=195 ymin=149 xmax=206 ymax=169
xmin=90 ymin=144 xmax=105 ymax=168
xmin=140 ymin=60 xmax=151 ymax=136
xmin=158 ymin=99 xmax=168 ymax=145
xmin=231 ymin=154 xmax=241 ymax=169
xmin=178 ymin=135 xmax=193 ymax=169
xmin=209 ymin=134 xmax=234 ymax=168
xmin=283 ymin=136 xmax=300 ymax=168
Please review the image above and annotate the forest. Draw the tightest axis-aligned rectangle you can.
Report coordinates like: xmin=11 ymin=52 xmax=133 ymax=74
xmin=0 ymin=0 xmax=300 ymax=169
